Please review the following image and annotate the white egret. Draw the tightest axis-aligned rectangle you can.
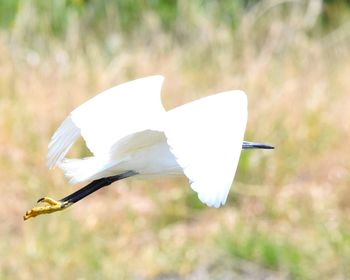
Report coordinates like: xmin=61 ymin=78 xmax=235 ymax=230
xmin=24 ymin=75 xmax=273 ymax=220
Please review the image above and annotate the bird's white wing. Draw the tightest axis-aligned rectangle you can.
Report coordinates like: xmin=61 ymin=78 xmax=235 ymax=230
xmin=164 ymin=91 xmax=247 ymax=208
xmin=48 ymin=75 xmax=165 ymax=168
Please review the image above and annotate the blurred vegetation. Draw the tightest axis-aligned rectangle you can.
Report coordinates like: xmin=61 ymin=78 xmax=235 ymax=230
xmin=1 ymin=0 xmax=350 ymax=279
xmin=1 ymin=0 xmax=350 ymax=52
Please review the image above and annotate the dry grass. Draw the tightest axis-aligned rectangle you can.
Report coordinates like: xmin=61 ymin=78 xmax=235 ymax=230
xmin=1 ymin=1 xmax=350 ymax=279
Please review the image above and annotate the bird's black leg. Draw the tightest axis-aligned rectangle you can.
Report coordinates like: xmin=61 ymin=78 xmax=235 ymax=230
xmin=59 ymin=170 xmax=137 ymax=204
xmin=23 ymin=170 xmax=137 ymax=220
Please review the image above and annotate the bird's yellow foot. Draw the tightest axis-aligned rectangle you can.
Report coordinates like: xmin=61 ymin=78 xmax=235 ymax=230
xmin=23 ymin=197 xmax=72 ymax=221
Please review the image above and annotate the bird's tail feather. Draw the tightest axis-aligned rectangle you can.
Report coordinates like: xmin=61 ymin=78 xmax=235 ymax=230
xmin=59 ymin=157 xmax=113 ymax=184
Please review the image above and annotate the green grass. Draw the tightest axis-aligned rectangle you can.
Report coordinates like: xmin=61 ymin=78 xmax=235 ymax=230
xmin=219 ymin=227 xmax=305 ymax=278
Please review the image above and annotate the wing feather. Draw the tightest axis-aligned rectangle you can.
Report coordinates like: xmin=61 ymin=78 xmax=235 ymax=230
xmin=164 ymin=91 xmax=247 ymax=207
xmin=48 ymin=75 xmax=165 ymax=168
xmin=47 ymin=116 xmax=80 ymax=168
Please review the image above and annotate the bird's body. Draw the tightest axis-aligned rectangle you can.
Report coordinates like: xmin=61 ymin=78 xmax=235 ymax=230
xmin=61 ymin=131 xmax=182 ymax=183
xmin=24 ymin=75 xmax=273 ymax=220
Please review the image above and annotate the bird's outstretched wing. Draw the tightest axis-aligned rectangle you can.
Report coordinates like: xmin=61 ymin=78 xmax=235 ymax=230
xmin=48 ymin=75 xmax=165 ymax=168
xmin=164 ymin=91 xmax=247 ymax=208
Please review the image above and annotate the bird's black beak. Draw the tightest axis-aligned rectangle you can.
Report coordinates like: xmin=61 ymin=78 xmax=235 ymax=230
xmin=242 ymin=141 xmax=274 ymax=150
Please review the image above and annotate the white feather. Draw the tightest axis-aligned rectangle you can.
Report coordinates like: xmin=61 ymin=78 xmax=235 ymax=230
xmin=71 ymin=75 xmax=165 ymax=157
xmin=47 ymin=75 xmax=165 ymax=168
xmin=47 ymin=76 xmax=249 ymax=208
xmin=164 ymin=91 xmax=247 ymax=207
xmin=59 ymin=157 xmax=112 ymax=184
xmin=47 ymin=116 xmax=80 ymax=169
xmin=58 ymin=129 xmax=182 ymax=184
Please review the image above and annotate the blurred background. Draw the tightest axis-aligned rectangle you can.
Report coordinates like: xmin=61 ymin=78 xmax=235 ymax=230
xmin=1 ymin=0 xmax=350 ymax=279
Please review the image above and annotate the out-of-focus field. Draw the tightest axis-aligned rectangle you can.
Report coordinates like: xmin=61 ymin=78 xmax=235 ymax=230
xmin=1 ymin=1 xmax=350 ymax=279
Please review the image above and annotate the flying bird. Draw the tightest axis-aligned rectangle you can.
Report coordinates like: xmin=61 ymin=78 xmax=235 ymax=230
xmin=24 ymin=75 xmax=273 ymax=220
